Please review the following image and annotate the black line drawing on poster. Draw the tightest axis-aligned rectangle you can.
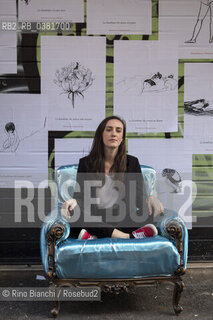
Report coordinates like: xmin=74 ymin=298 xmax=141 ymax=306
xmin=185 ymin=0 xmax=213 ymax=43
xmin=0 ymin=117 xmax=46 ymax=153
xmin=54 ymin=62 xmax=94 ymax=108
xmin=184 ymin=99 xmax=213 ymax=115
xmin=1 ymin=122 xmax=20 ymax=152
xmin=116 ymin=72 xmax=177 ymax=95
xmin=162 ymin=168 xmax=182 ymax=193
xmin=21 ymin=0 xmax=31 ymax=5
xmin=141 ymin=72 xmax=178 ymax=93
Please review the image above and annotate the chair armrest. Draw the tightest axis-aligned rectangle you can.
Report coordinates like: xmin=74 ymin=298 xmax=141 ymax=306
xmin=40 ymin=209 xmax=70 ymax=276
xmin=156 ymin=209 xmax=188 ymax=272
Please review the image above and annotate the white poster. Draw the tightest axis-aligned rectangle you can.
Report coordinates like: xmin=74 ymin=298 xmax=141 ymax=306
xmin=0 ymin=62 xmax=16 ymax=74
xmin=128 ymin=139 xmax=193 ymax=228
xmin=184 ymin=63 xmax=213 ymax=153
xmin=114 ymin=40 xmax=178 ymax=133
xmin=18 ymin=0 xmax=84 ymax=22
xmin=0 ymin=94 xmax=48 ymax=188
xmin=55 ymin=138 xmax=93 ymax=169
xmin=41 ymin=36 xmax=106 ymax=131
xmin=0 ymin=1 xmax=17 ymax=74
xmin=0 ymin=30 xmax=16 ymax=47
xmin=87 ymin=0 xmax=152 ymax=35
xmin=0 ymin=1 xmax=16 ymax=16
xmin=159 ymin=0 xmax=213 ymax=59
xmin=0 ymin=47 xmax=16 ymax=62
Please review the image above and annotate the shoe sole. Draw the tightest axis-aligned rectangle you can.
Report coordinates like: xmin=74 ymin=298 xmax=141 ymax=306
xmin=143 ymin=224 xmax=158 ymax=236
xmin=78 ymin=229 xmax=87 ymax=240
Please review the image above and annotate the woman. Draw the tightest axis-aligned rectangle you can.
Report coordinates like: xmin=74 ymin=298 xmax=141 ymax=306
xmin=61 ymin=116 xmax=163 ymax=239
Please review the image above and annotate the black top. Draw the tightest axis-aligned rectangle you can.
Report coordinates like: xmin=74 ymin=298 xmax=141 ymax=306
xmin=72 ymin=154 xmax=150 ymax=237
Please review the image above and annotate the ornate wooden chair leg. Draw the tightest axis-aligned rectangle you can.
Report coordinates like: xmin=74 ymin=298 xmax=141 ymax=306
xmin=51 ymin=300 xmax=60 ymax=318
xmin=173 ymin=277 xmax=184 ymax=316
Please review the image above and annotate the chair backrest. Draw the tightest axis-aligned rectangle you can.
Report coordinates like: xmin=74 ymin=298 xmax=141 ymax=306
xmin=56 ymin=164 xmax=157 ymax=205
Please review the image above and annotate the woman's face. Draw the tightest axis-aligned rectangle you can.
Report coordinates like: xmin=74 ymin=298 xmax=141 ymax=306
xmin=102 ymin=119 xmax=124 ymax=150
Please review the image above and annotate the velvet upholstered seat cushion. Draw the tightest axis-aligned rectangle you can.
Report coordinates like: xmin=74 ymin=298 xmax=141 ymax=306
xmin=55 ymin=235 xmax=180 ymax=279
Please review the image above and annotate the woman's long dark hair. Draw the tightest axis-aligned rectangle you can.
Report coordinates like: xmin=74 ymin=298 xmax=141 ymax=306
xmin=86 ymin=116 xmax=127 ymax=173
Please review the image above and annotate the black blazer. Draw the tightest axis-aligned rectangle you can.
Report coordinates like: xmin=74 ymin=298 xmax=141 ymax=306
xmin=78 ymin=154 xmax=142 ymax=173
xmin=72 ymin=154 xmax=150 ymax=237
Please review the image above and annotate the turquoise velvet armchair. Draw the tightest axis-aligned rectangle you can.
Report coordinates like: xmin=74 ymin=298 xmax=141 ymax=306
xmin=40 ymin=164 xmax=188 ymax=317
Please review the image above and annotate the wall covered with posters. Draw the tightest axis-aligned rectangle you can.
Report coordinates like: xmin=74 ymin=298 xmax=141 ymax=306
xmin=0 ymin=0 xmax=213 ymax=262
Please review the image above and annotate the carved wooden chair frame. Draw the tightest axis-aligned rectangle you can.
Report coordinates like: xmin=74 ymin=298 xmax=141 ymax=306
xmin=46 ymin=220 xmax=185 ymax=317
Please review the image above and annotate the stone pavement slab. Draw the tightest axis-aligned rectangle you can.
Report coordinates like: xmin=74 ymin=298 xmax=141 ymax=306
xmin=0 ymin=265 xmax=212 ymax=320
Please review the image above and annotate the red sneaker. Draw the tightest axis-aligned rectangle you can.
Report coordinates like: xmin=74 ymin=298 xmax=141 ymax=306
xmin=78 ymin=229 xmax=96 ymax=240
xmin=131 ymin=224 xmax=158 ymax=239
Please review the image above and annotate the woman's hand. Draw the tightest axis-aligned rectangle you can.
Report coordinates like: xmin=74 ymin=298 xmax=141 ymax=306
xmin=61 ymin=198 xmax=77 ymax=220
xmin=147 ymin=196 xmax=164 ymax=217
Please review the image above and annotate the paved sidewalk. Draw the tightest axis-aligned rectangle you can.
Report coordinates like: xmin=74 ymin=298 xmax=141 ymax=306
xmin=0 ymin=264 xmax=213 ymax=320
